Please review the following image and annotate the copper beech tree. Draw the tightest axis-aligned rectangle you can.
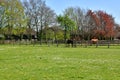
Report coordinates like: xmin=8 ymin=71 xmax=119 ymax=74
xmin=87 ymin=10 xmax=115 ymax=40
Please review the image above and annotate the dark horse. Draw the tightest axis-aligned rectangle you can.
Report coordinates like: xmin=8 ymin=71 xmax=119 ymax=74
xmin=66 ymin=39 xmax=73 ymax=47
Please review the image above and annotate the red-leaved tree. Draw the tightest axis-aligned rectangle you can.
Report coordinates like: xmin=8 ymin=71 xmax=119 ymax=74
xmin=97 ymin=11 xmax=115 ymax=40
xmin=87 ymin=10 xmax=115 ymax=40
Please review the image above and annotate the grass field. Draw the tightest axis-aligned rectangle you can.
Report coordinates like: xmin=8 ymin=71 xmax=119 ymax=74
xmin=0 ymin=45 xmax=120 ymax=80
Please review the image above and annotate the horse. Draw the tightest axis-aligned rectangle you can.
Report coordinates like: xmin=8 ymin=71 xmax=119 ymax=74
xmin=66 ymin=39 xmax=73 ymax=47
xmin=91 ymin=38 xmax=98 ymax=44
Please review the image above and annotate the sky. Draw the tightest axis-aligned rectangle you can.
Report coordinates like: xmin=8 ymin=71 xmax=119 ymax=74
xmin=45 ymin=0 xmax=120 ymax=24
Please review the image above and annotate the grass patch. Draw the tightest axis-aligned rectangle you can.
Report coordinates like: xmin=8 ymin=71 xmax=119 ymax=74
xmin=0 ymin=45 xmax=120 ymax=80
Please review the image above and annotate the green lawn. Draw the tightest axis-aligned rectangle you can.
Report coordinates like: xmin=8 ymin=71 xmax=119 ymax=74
xmin=0 ymin=45 xmax=120 ymax=80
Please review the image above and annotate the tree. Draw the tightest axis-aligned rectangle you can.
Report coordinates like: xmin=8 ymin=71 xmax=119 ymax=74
xmin=49 ymin=26 xmax=64 ymax=41
xmin=85 ymin=10 xmax=98 ymax=40
xmin=57 ymin=15 xmax=76 ymax=41
xmin=86 ymin=10 xmax=115 ymax=40
xmin=23 ymin=0 xmax=56 ymax=44
xmin=114 ymin=24 xmax=120 ymax=39
xmin=97 ymin=11 xmax=115 ymax=39
xmin=0 ymin=0 xmax=6 ymax=32
xmin=0 ymin=0 xmax=27 ymax=40
xmin=64 ymin=7 xmax=85 ymax=32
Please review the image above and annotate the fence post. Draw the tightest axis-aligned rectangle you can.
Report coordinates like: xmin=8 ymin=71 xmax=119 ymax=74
xmin=108 ymin=42 xmax=110 ymax=48
xmin=56 ymin=40 xmax=58 ymax=47
xmin=96 ymin=41 xmax=98 ymax=48
xmin=85 ymin=41 xmax=87 ymax=48
xmin=48 ymin=40 xmax=50 ymax=47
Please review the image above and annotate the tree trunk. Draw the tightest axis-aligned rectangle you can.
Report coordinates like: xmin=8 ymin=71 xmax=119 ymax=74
xmin=64 ymin=25 xmax=67 ymax=43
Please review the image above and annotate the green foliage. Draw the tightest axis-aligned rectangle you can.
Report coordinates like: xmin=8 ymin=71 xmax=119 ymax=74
xmin=0 ymin=0 xmax=117 ymax=41
xmin=57 ymin=15 xmax=76 ymax=31
xmin=56 ymin=30 xmax=64 ymax=40
xmin=0 ymin=0 xmax=27 ymax=36
xmin=45 ymin=29 xmax=54 ymax=40
xmin=0 ymin=34 xmax=5 ymax=40
xmin=57 ymin=15 xmax=76 ymax=40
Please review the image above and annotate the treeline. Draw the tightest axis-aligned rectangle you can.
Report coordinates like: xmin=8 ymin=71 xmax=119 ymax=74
xmin=0 ymin=0 xmax=120 ymax=43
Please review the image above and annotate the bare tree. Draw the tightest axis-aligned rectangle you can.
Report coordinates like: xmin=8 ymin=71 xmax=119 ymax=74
xmin=23 ymin=0 xmax=56 ymax=44
xmin=64 ymin=7 xmax=85 ymax=32
xmin=64 ymin=7 xmax=86 ymax=40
